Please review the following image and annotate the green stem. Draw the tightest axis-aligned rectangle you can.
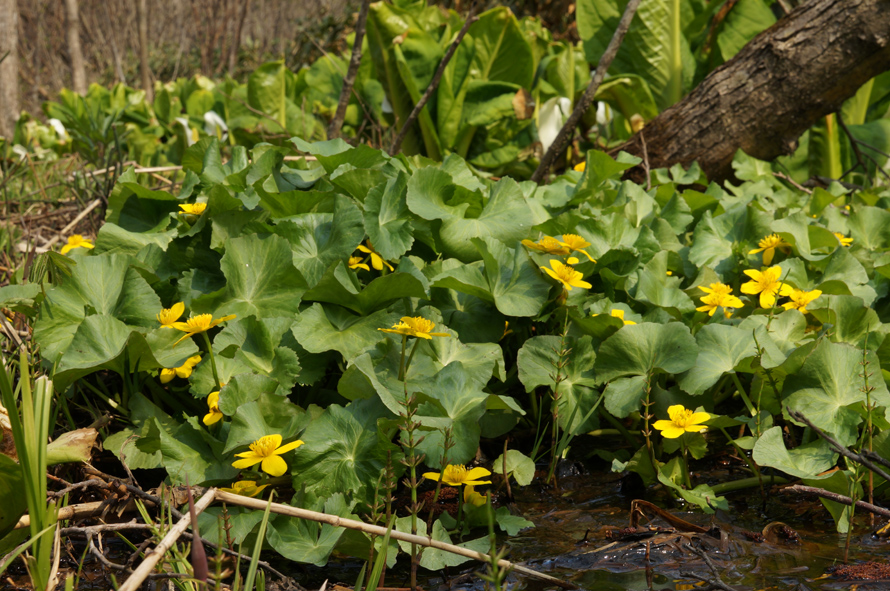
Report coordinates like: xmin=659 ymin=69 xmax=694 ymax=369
xmin=403 ymin=338 xmax=420 ymax=378
xmin=398 ymin=335 xmax=407 ymax=382
xmin=680 ymin=439 xmax=692 ymax=489
xmin=711 ymin=475 xmax=789 ymax=495
xmin=730 ymin=372 xmax=756 ymax=417
xmin=201 ymin=331 xmax=222 ymax=390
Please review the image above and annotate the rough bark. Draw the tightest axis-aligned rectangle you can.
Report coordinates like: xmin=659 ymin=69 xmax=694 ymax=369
xmin=612 ymin=0 xmax=890 ymax=183
xmin=63 ymin=0 xmax=87 ymax=95
xmin=137 ymin=0 xmax=153 ymax=103
xmin=0 ymin=0 xmax=19 ymax=138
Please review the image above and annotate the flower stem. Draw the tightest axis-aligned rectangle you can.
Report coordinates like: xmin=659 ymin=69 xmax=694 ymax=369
xmin=398 ymin=335 xmax=407 ymax=382
xmin=730 ymin=371 xmax=755 ymax=417
xmin=201 ymin=331 xmax=222 ymax=390
xmin=404 ymin=338 xmax=421 ymax=378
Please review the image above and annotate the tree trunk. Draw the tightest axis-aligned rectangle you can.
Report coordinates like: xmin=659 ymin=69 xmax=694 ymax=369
xmin=137 ymin=0 xmax=153 ymax=103
xmin=611 ymin=0 xmax=890 ymax=183
xmin=228 ymin=0 xmax=251 ymax=76
xmin=0 ymin=0 xmax=19 ymax=138
xmin=64 ymin=0 xmax=87 ymax=95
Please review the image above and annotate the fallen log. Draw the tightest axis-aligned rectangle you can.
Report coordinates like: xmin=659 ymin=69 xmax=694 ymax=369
xmin=612 ymin=0 xmax=890 ymax=183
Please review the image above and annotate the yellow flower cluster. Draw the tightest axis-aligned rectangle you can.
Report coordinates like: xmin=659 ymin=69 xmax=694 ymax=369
xmin=740 ymin=266 xmax=821 ymax=313
xmin=522 ymin=234 xmax=596 ymax=297
xmin=696 ymin=283 xmax=743 ymax=318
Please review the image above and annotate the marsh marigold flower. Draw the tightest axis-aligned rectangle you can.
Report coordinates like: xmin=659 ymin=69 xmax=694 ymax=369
xmin=594 ymin=309 xmax=635 ymax=325
xmin=203 ymin=391 xmax=223 ymax=425
xmin=696 ymin=283 xmax=744 ymax=317
xmin=179 ymin=203 xmax=207 ymax=216
xmin=348 ymin=256 xmax=370 ymax=271
xmin=172 ymin=312 xmax=236 ymax=346
xmin=378 ymin=316 xmax=449 ymax=340
xmin=740 ymin=266 xmax=784 ymax=308
xmin=220 ymin=480 xmax=270 ymax=498
xmin=749 ymin=234 xmax=790 ymax=265
xmin=541 ymin=258 xmax=592 ymax=291
xmin=355 ymin=241 xmax=394 ymax=272
xmin=779 ymin=286 xmax=821 ymax=314
xmin=574 ymin=162 xmax=586 ymax=172
xmin=559 ymin=234 xmax=595 ymax=262
xmin=653 ymin=405 xmax=710 ymax=439
xmin=157 ymin=302 xmax=185 ymax=327
xmin=160 ymin=354 xmax=202 ymax=384
xmin=834 ymin=232 xmax=853 ymax=247
xmin=232 ymin=434 xmax=304 ymax=477
xmin=423 ymin=464 xmax=492 ymax=487
xmin=61 ymin=234 xmax=94 ymax=255
xmin=522 ymin=236 xmax=571 ymax=256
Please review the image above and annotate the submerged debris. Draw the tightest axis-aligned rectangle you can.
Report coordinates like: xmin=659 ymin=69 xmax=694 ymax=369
xmin=827 ymin=561 xmax=890 ymax=581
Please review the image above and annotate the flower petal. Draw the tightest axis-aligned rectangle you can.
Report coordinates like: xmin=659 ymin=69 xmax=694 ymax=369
xmin=659 ymin=427 xmax=685 ymax=439
xmin=688 ymin=412 xmax=710 ymax=424
xmin=265 ymin=433 xmax=283 ymax=448
xmin=276 ymin=439 xmax=305 ymax=454
xmin=203 ymin=412 xmax=222 ymax=426
xmin=422 ymin=471 xmax=443 ymax=482
xmin=261 ymin=455 xmax=289 ymax=477
xmin=465 ymin=467 xmax=492 ymax=481
xmin=232 ymin=456 xmax=263 ymax=469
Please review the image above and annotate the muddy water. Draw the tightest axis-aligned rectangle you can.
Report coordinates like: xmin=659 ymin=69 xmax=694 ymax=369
xmin=286 ymin=465 xmax=890 ymax=590
xmin=500 ymin=469 xmax=890 ymax=590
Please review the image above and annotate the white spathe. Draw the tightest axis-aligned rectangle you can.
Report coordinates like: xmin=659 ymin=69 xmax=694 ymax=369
xmin=203 ymin=110 xmax=229 ymax=141
xmin=537 ymin=97 xmax=572 ymax=153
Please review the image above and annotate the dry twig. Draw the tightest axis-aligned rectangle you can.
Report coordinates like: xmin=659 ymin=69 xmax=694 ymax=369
xmin=531 ymin=0 xmax=642 ymax=182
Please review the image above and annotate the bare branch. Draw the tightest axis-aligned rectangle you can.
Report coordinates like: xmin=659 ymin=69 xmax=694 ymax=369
xmin=531 ymin=0 xmax=642 ymax=183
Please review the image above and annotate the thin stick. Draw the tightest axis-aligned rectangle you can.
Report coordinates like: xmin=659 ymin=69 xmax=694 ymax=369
xmin=42 ymin=198 xmax=102 ymax=249
xmin=328 ymin=0 xmax=372 ymax=139
xmin=531 ymin=0 xmax=642 ymax=183
xmin=783 ymin=485 xmax=890 ymax=519
xmin=389 ymin=8 xmax=479 ymax=155
xmin=118 ymin=488 xmax=217 ymax=591
xmin=214 ymin=490 xmax=576 ymax=589
xmin=788 ymin=410 xmax=890 ymax=484
xmin=836 ymin=111 xmax=869 ymax=180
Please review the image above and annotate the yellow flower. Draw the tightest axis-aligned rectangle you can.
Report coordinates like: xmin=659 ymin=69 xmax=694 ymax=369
xmin=422 ymin=464 xmax=492 ymax=487
xmin=157 ymin=302 xmax=185 ymax=328
xmin=740 ymin=266 xmax=784 ymax=308
xmin=463 ymin=485 xmax=487 ymax=507
xmin=219 ymin=480 xmax=270 ymax=498
xmin=348 ymin=256 xmax=370 ymax=271
xmin=60 ymin=234 xmax=94 ymax=255
xmin=179 ymin=203 xmax=207 ymax=215
xmin=171 ymin=312 xmax=237 ymax=346
xmin=574 ymin=162 xmax=586 ymax=172
xmin=779 ymin=286 xmax=822 ymax=314
xmin=558 ymin=234 xmax=595 ymax=262
xmin=232 ymin=434 xmax=305 ymax=477
xmin=593 ymin=309 xmax=636 ymax=325
xmin=653 ymin=405 xmax=710 ymax=439
xmin=160 ymin=354 xmax=202 ymax=384
xmin=521 ymin=236 xmax=571 ymax=256
xmin=203 ymin=391 xmax=223 ymax=425
xmin=541 ymin=259 xmax=592 ymax=291
xmin=696 ymin=283 xmax=744 ymax=317
xmin=355 ymin=241 xmax=394 ymax=272
xmin=378 ymin=316 xmax=450 ymax=340
xmin=748 ymin=234 xmax=790 ymax=265
xmin=834 ymin=232 xmax=853 ymax=247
